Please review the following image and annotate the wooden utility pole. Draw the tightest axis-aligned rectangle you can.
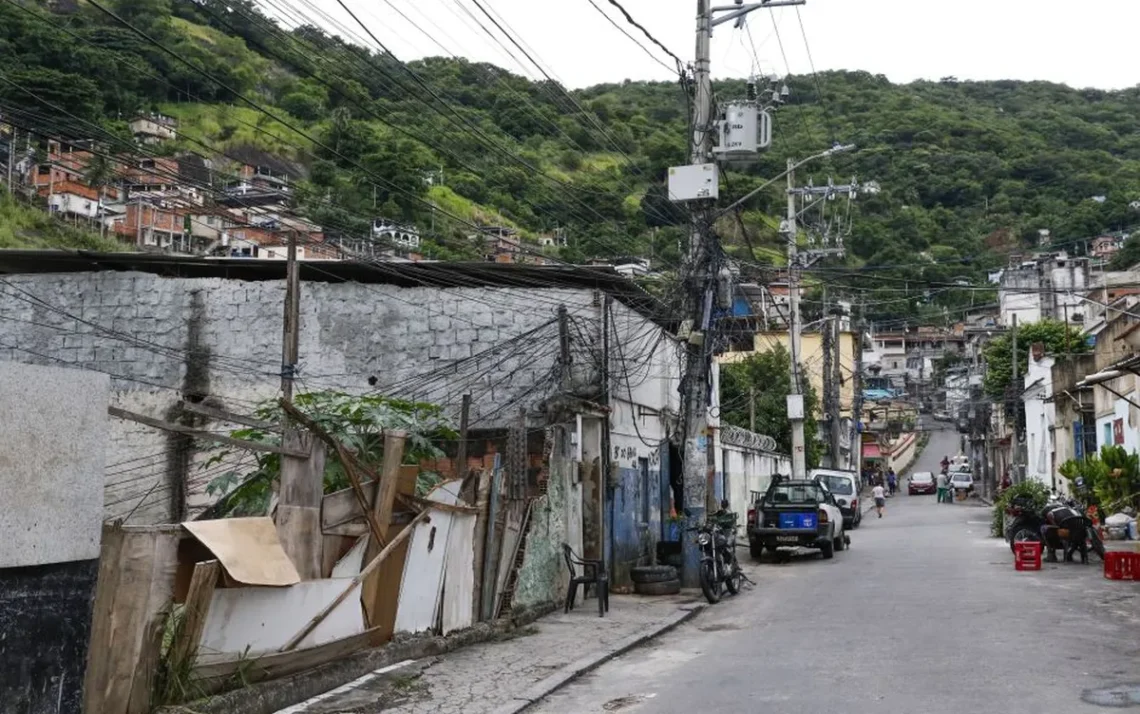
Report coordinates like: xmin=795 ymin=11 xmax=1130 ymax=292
xmin=282 ymin=230 xmax=300 ymax=400
xmin=276 ymin=231 xmax=319 ymax=577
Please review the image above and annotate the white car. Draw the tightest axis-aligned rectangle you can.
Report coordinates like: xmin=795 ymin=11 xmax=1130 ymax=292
xmin=949 ymin=471 xmax=974 ymax=493
xmin=810 ymin=469 xmax=862 ymax=529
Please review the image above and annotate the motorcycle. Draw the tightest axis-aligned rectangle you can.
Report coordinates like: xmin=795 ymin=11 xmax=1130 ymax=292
xmin=691 ymin=520 xmax=743 ymax=604
xmin=1006 ymin=485 xmax=1105 ymax=564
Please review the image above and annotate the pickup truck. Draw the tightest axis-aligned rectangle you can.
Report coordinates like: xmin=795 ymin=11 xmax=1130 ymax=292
xmin=747 ymin=477 xmax=847 ymax=561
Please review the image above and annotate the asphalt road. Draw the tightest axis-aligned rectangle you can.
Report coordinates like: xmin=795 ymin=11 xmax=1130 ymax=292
xmin=531 ymin=426 xmax=1140 ymax=714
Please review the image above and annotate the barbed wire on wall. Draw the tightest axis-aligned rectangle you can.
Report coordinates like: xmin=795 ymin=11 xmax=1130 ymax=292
xmin=721 ymin=424 xmax=779 ymax=453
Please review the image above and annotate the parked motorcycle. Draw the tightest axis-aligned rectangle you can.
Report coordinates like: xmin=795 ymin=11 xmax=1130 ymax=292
xmin=690 ymin=521 xmax=743 ymax=604
xmin=1006 ymin=487 xmax=1105 ymax=563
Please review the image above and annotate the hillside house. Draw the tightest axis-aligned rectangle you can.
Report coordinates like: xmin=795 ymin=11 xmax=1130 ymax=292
xmin=372 ymin=218 xmax=420 ymax=248
xmin=129 ymin=114 xmax=178 ymax=145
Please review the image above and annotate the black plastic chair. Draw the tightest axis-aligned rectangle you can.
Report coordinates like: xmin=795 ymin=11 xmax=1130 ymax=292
xmin=562 ymin=543 xmax=609 ymax=617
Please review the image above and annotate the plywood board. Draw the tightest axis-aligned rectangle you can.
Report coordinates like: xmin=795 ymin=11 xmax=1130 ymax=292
xmin=393 ymin=481 xmax=462 ymax=634
xmin=494 ymin=503 xmax=525 ymax=605
xmin=441 ymin=511 xmax=476 ymax=634
xmin=83 ymin=524 xmax=181 ymax=714
xmin=331 ymin=537 xmax=368 ymax=579
xmin=321 ymin=467 xmax=419 ymax=531
xmin=183 ymin=517 xmax=301 ymax=587
xmin=197 ymin=579 xmax=365 ymax=661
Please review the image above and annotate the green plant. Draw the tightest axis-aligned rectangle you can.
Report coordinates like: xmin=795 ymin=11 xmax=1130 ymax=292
xmin=203 ymin=390 xmax=457 ymax=516
xmin=990 ymin=480 xmax=1051 ymax=537
xmin=1060 ymin=446 xmax=1140 ymax=513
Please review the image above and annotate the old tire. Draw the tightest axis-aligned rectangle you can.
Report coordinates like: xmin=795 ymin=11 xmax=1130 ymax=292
xmin=749 ymin=540 xmax=764 ymax=560
xmin=630 ymin=565 xmax=678 ymax=584
xmin=820 ymin=539 xmax=835 ymax=559
xmin=834 ymin=535 xmax=846 ymax=552
xmin=634 ymin=578 xmax=681 ymax=596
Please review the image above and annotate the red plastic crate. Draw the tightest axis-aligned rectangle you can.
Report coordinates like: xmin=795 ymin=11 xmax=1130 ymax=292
xmin=1103 ymin=551 xmax=1140 ymax=580
xmin=1013 ymin=541 xmax=1042 ymax=571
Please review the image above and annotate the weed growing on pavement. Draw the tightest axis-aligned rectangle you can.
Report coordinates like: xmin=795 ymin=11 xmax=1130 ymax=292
xmin=490 ymin=625 xmax=539 ymax=642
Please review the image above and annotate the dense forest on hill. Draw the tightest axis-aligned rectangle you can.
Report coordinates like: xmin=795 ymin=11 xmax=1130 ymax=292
xmin=3 ymin=0 xmax=1140 ymax=321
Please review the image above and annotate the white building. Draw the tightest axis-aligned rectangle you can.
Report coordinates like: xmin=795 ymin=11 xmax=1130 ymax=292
xmin=372 ymin=219 xmax=420 ymax=249
xmin=1022 ymin=350 xmax=1057 ymax=491
xmin=999 ymin=252 xmax=1090 ymax=327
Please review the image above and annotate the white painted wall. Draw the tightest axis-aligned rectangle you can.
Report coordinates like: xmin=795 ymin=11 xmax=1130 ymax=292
xmin=1023 ymin=355 xmax=1056 ymax=490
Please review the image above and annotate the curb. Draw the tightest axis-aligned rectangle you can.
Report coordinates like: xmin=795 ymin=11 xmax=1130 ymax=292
xmin=488 ymin=604 xmax=707 ymax=714
xmin=155 ymin=603 xmax=560 ymax=714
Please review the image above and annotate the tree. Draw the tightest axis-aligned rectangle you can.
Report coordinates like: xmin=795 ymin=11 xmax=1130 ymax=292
xmin=719 ymin=345 xmax=822 ymax=469
xmin=203 ymin=390 xmax=457 ymax=517
xmin=982 ymin=320 xmax=1088 ymax=398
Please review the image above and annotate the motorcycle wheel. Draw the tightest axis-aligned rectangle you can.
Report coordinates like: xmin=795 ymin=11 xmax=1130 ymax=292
xmin=699 ymin=560 xmax=721 ymax=604
xmin=1089 ymin=530 xmax=1106 ymax=561
xmin=724 ymin=559 xmax=742 ymax=595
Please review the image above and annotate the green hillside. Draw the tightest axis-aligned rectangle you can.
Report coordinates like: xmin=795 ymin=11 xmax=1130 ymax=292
xmin=3 ymin=0 xmax=1140 ymax=320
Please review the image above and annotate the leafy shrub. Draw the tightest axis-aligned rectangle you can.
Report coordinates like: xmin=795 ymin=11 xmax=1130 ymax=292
xmin=990 ymin=480 xmax=1051 ymax=537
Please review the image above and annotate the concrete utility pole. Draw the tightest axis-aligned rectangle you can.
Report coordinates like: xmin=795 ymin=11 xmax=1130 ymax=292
xmin=677 ymin=0 xmax=803 ymax=588
xmin=782 ymin=157 xmax=861 ymax=478
xmin=785 ymin=158 xmax=807 ymax=478
xmin=830 ymin=314 xmax=844 ymax=469
xmin=1010 ymin=313 xmax=1021 ymax=483
xmin=822 ymin=298 xmax=834 ymax=466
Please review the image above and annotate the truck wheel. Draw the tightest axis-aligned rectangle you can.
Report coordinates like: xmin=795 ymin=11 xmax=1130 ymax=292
xmin=834 ymin=535 xmax=845 ymax=552
xmin=820 ymin=539 xmax=835 ymax=559
xmin=749 ymin=540 xmax=764 ymax=560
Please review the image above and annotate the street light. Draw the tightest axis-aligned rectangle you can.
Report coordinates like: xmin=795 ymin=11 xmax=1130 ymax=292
xmin=1077 ymin=369 xmax=1123 ymax=388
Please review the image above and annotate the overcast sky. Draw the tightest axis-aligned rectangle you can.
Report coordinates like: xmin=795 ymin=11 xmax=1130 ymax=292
xmin=300 ymin=0 xmax=1140 ymax=90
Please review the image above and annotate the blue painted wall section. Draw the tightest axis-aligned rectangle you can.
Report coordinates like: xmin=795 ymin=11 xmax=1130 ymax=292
xmin=609 ymin=466 xmax=663 ymax=589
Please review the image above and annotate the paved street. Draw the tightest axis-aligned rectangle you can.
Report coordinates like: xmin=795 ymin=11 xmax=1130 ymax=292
xmin=532 ymin=427 xmax=1140 ymax=714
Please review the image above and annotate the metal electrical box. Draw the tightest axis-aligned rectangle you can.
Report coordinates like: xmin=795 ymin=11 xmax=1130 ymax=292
xmin=713 ymin=102 xmax=772 ymax=160
xmin=667 ymin=163 xmax=719 ymax=202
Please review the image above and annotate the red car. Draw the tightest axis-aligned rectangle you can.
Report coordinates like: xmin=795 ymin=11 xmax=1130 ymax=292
xmin=909 ymin=471 xmax=936 ymax=495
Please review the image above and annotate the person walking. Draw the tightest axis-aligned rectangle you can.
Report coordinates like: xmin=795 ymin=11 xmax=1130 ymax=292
xmin=887 ymin=469 xmax=898 ymax=496
xmin=872 ymin=482 xmax=887 ymax=518
xmin=935 ymin=469 xmax=949 ymax=503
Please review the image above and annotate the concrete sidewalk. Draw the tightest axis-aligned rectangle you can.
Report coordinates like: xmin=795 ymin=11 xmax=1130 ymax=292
xmin=275 ymin=593 xmax=706 ymax=714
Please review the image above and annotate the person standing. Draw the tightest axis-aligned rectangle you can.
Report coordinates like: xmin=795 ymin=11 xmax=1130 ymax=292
xmin=935 ymin=470 xmax=949 ymax=503
xmin=872 ymin=482 xmax=887 ymax=518
xmin=887 ymin=468 xmax=898 ymax=496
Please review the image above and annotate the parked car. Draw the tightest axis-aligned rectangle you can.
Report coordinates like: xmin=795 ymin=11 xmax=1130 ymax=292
xmin=908 ymin=471 xmax=936 ymax=495
xmin=810 ymin=468 xmax=862 ymax=529
xmin=949 ymin=471 xmax=974 ymax=493
xmin=748 ymin=477 xmax=847 ymax=561
xmin=933 ymin=410 xmax=950 ymax=422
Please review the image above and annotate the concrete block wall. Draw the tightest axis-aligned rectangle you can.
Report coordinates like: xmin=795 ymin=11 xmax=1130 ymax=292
xmin=0 ymin=271 xmax=603 ymax=524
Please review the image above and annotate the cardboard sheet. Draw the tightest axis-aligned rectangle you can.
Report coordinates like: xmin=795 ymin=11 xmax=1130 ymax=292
xmin=183 ymin=517 xmax=301 ymax=587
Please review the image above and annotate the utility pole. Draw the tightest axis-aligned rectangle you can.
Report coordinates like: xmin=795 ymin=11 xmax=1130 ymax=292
xmin=675 ymin=0 xmax=804 ymax=588
xmin=282 ymin=230 xmax=300 ymax=401
xmin=785 ymin=158 xmax=807 ymax=478
xmin=830 ymin=313 xmax=844 ymax=469
xmin=822 ymin=299 xmax=834 ymax=467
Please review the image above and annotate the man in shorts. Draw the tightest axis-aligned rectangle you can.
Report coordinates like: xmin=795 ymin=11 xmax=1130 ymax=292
xmin=872 ymin=483 xmax=886 ymax=518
